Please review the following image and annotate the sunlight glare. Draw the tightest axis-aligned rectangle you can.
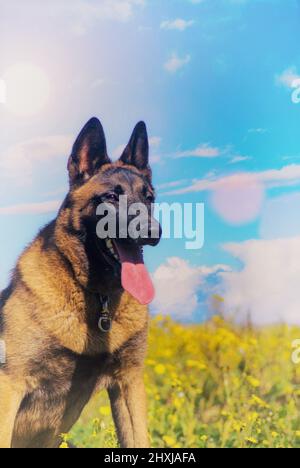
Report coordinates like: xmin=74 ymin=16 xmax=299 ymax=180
xmin=3 ymin=63 xmax=50 ymax=117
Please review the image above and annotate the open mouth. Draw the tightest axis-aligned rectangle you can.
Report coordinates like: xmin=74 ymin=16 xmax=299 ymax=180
xmin=104 ymin=238 xmax=120 ymax=262
xmin=103 ymin=238 xmax=155 ymax=306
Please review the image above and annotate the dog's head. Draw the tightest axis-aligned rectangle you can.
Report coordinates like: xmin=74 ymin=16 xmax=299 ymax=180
xmin=61 ymin=118 xmax=161 ymax=304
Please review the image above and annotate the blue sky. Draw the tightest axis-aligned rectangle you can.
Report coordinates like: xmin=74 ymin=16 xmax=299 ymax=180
xmin=1 ymin=0 xmax=300 ymax=324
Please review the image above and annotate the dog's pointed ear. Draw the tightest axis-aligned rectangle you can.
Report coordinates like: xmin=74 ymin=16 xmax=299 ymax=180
xmin=68 ymin=118 xmax=111 ymax=187
xmin=120 ymin=122 xmax=151 ymax=174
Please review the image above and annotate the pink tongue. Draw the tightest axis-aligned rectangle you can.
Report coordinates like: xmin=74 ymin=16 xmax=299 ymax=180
xmin=113 ymin=242 xmax=155 ymax=305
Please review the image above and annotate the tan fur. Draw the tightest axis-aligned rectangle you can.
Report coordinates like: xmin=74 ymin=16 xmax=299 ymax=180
xmin=0 ymin=118 xmax=158 ymax=448
xmin=0 ymin=161 xmax=153 ymax=448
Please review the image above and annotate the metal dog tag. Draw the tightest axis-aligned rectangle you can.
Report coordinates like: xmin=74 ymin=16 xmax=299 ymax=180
xmin=98 ymin=316 xmax=112 ymax=333
xmin=98 ymin=296 xmax=112 ymax=333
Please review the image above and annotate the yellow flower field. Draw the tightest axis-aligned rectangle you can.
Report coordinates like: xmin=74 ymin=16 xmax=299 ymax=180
xmin=68 ymin=316 xmax=300 ymax=448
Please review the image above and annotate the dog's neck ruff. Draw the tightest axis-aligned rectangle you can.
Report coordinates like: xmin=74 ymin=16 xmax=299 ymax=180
xmin=98 ymin=295 xmax=112 ymax=333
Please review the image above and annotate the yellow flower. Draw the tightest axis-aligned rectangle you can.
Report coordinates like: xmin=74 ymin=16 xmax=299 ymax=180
xmin=245 ymin=437 xmax=258 ymax=445
xmin=69 ymin=317 xmax=300 ymax=448
xmin=154 ymin=314 xmax=164 ymax=322
xmin=186 ymin=360 xmax=207 ymax=370
xmin=246 ymin=376 xmax=260 ymax=388
xmin=249 ymin=337 xmax=258 ymax=346
xmin=99 ymin=406 xmax=111 ymax=416
xmin=232 ymin=421 xmax=246 ymax=432
xmin=154 ymin=364 xmax=166 ymax=375
xmin=247 ymin=412 xmax=259 ymax=423
xmin=59 ymin=442 xmax=69 ymax=449
xmin=163 ymin=435 xmax=176 ymax=447
xmin=168 ymin=414 xmax=178 ymax=425
xmin=250 ymin=395 xmax=270 ymax=409
xmin=173 ymin=396 xmax=184 ymax=409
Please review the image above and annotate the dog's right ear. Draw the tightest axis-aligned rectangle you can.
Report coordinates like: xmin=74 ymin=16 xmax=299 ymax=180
xmin=68 ymin=118 xmax=111 ymax=187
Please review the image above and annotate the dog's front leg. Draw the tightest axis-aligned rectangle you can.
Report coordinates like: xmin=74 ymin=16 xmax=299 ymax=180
xmin=109 ymin=370 xmax=150 ymax=449
xmin=0 ymin=374 xmax=24 ymax=448
xmin=108 ymin=382 xmax=135 ymax=448
xmin=125 ymin=371 xmax=150 ymax=448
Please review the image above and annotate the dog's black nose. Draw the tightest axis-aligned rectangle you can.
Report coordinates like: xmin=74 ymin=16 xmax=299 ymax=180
xmin=140 ymin=218 xmax=162 ymax=246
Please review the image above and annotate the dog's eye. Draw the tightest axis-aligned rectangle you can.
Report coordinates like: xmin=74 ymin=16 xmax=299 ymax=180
xmin=106 ymin=193 xmax=119 ymax=202
xmin=146 ymin=194 xmax=155 ymax=203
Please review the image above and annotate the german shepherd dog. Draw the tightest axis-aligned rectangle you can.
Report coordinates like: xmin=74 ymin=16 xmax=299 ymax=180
xmin=0 ymin=118 xmax=161 ymax=448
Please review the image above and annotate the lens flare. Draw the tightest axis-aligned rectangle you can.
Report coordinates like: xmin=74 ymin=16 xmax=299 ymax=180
xmin=3 ymin=62 xmax=50 ymax=117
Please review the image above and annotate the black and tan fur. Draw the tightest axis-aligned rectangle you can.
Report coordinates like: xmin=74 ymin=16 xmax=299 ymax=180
xmin=0 ymin=118 xmax=160 ymax=448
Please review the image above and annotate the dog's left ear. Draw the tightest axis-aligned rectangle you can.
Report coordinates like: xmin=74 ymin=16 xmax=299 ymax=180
xmin=68 ymin=117 xmax=111 ymax=187
xmin=120 ymin=122 xmax=152 ymax=178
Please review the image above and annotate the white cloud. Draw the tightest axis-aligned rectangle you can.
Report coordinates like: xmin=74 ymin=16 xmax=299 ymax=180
xmin=149 ymin=136 xmax=162 ymax=148
xmin=167 ymin=164 xmax=300 ymax=195
xmin=52 ymin=0 xmax=145 ymax=34
xmin=152 ymin=257 xmax=229 ymax=321
xmin=260 ymin=191 xmax=300 ymax=240
xmin=164 ymin=53 xmax=191 ymax=73
xmin=0 ymin=200 xmax=61 ymax=215
xmin=0 ymin=135 xmax=73 ymax=185
xmin=160 ymin=19 xmax=194 ymax=31
xmin=157 ymin=179 xmax=189 ymax=190
xmin=276 ymin=67 xmax=300 ymax=89
xmin=148 ymin=138 xmax=163 ymax=165
xmin=10 ymin=0 xmax=145 ymax=35
xmin=256 ymin=164 xmax=300 ymax=188
xmin=152 ymin=239 xmax=300 ymax=326
xmin=248 ymin=128 xmax=267 ymax=134
xmin=164 ymin=165 xmax=300 ymax=225
xmin=164 ymin=173 xmax=265 ymax=224
xmin=175 ymin=144 xmax=221 ymax=159
xmin=229 ymin=155 xmax=252 ymax=164
xmin=221 ymin=238 xmax=300 ymax=326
